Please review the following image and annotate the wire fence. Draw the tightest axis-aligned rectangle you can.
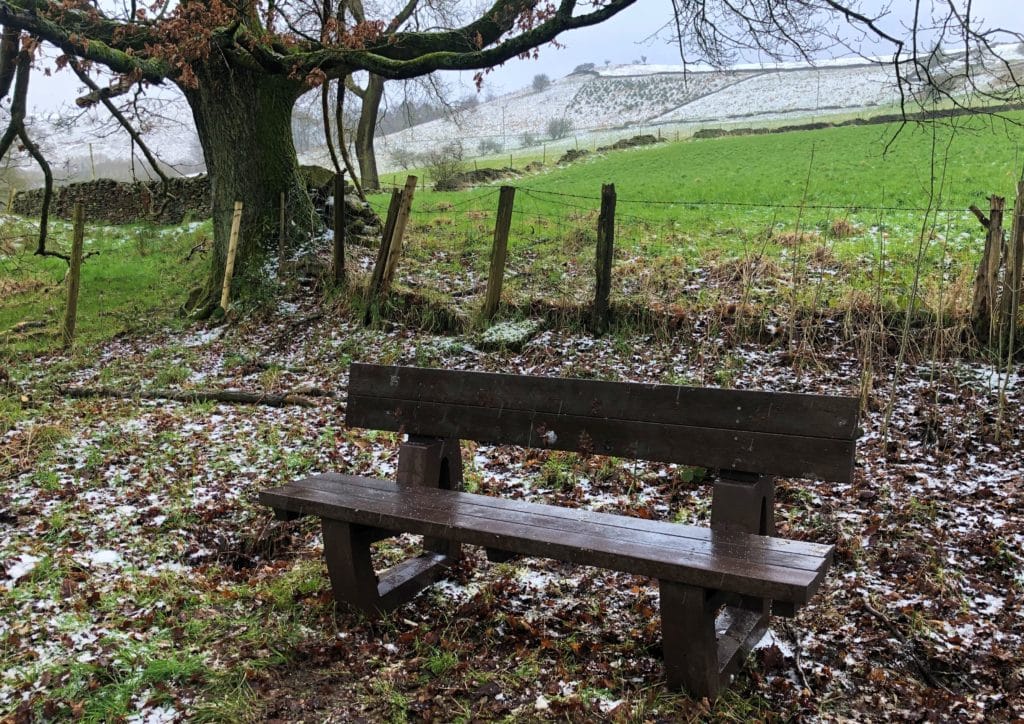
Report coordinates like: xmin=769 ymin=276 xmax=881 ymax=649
xmin=372 ymin=179 xmax=990 ymax=328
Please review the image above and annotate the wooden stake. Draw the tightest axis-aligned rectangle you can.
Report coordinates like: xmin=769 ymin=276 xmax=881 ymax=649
xmin=381 ymin=175 xmax=417 ymax=291
xmin=220 ymin=201 xmax=243 ymax=311
xmin=62 ymin=203 xmax=85 ymax=349
xmin=333 ymin=172 xmax=346 ymax=285
xmin=591 ymin=183 xmax=616 ymax=335
xmin=6 ymin=186 xmax=14 ymax=212
xmin=364 ymin=188 xmax=403 ymax=324
xmin=278 ymin=191 xmax=287 ymax=275
xmin=1003 ymin=182 xmax=1024 ymax=342
xmin=971 ymin=196 xmax=1004 ymax=342
xmin=482 ymin=185 xmax=516 ymax=320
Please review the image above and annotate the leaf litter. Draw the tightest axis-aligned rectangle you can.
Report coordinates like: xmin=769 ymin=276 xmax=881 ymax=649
xmin=0 ymin=297 xmax=1021 ymax=721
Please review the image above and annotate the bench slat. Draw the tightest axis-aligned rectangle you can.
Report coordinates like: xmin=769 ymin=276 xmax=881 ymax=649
xmin=349 ymin=363 xmax=859 ymax=439
xmin=260 ymin=476 xmax=832 ymax=604
xmin=295 ymin=474 xmax=831 ymax=569
xmin=347 ymin=394 xmax=856 ymax=482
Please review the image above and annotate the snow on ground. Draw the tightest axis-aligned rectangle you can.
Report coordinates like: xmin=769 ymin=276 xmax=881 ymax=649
xmin=1 ymin=292 xmax=1021 ymax=720
xmin=648 ymin=65 xmax=899 ymax=125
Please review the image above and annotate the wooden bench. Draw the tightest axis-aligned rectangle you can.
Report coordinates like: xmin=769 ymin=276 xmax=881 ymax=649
xmin=260 ymin=363 xmax=860 ymax=697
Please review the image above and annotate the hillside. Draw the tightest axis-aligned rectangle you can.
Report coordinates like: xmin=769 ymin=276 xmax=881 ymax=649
xmin=369 ymin=45 xmax=1024 ymax=171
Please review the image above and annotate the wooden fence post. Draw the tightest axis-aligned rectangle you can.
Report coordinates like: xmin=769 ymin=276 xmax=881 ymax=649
xmin=381 ymin=175 xmax=417 ymax=290
xmin=971 ymin=196 xmax=1005 ymax=342
xmin=591 ymin=183 xmax=616 ymax=334
xmin=482 ymin=185 xmax=516 ymax=321
xmin=1002 ymin=182 xmax=1024 ymax=344
xmin=364 ymin=188 xmax=403 ymax=324
xmin=6 ymin=186 xmax=14 ymax=212
xmin=62 ymin=203 xmax=85 ymax=348
xmin=220 ymin=201 xmax=243 ymax=311
xmin=278 ymin=191 xmax=287 ymax=274
xmin=333 ymin=171 xmax=346 ymax=285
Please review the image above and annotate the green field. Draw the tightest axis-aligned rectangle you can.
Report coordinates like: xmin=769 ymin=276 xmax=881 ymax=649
xmin=369 ymin=111 xmax=1024 ymax=332
xmin=3 ymin=110 xmax=1023 ymax=361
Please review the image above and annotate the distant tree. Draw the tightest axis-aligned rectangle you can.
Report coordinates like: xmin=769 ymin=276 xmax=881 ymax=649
xmin=478 ymin=138 xmax=504 ymax=155
xmin=425 ymin=141 xmax=466 ymax=191
xmin=520 ymin=131 xmax=538 ymax=147
xmin=547 ymin=117 xmax=573 ymax=140
xmin=390 ymin=146 xmax=422 ymax=170
xmin=572 ymin=63 xmax=597 ymax=75
xmin=533 ymin=74 xmax=552 ymax=92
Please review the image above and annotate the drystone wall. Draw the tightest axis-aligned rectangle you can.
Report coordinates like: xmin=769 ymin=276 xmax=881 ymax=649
xmin=13 ymin=176 xmax=212 ymax=225
xmin=11 ymin=167 xmax=381 ymax=242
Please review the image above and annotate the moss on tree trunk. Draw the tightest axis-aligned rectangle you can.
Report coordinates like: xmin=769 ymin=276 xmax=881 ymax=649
xmin=182 ymin=64 xmax=316 ymax=316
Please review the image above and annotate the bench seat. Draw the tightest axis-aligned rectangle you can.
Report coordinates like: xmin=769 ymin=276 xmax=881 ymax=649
xmin=262 ymin=473 xmax=832 ymax=606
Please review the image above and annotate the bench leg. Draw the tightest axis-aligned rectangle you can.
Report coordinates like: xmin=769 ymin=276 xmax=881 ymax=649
xmin=659 ymin=582 xmax=771 ymax=698
xmin=322 ymin=519 xmax=458 ymax=618
xmin=322 ymin=519 xmax=381 ymax=616
xmin=660 ymin=580 xmax=721 ymax=698
xmin=712 ymin=470 xmax=778 ymax=618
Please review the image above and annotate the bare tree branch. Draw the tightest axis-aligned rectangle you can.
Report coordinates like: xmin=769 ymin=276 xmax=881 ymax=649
xmin=69 ymin=60 xmax=170 ymax=185
xmin=0 ymin=40 xmax=58 ymax=259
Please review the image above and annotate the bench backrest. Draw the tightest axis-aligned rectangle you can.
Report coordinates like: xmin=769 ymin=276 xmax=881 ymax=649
xmin=346 ymin=363 xmax=860 ymax=483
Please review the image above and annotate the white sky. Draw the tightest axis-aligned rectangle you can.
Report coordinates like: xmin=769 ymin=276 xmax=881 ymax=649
xmin=17 ymin=1 xmax=1024 ymax=114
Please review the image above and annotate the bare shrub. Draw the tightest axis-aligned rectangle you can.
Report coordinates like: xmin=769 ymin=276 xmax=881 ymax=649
xmin=425 ymin=141 xmax=466 ymax=191
xmin=546 ymin=117 xmax=573 ymax=140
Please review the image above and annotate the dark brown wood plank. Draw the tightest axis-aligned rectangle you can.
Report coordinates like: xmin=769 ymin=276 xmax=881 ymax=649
xmin=347 ymin=394 xmax=856 ymax=482
xmin=292 ymin=474 xmax=831 ymax=571
xmin=304 ymin=473 xmax=832 ymax=558
xmin=259 ymin=480 xmax=831 ymax=603
xmin=349 ymin=363 xmax=859 ymax=440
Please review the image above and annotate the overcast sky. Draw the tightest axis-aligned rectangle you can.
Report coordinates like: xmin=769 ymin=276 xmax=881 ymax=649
xmin=19 ymin=0 xmax=1024 ymax=114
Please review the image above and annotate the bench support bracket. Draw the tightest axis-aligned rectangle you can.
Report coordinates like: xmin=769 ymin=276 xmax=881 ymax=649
xmin=660 ymin=470 xmax=777 ymax=696
xmin=322 ymin=519 xmax=457 ymax=617
xmin=322 ymin=435 xmax=466 ymax=617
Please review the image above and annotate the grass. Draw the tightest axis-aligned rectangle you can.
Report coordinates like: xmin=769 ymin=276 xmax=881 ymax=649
xmin=0 ymin=107 xmax=1020 ymax=720
xmin=0 ymin=217 xmax=210 ymax=362
xmin=365 ymin=110 xmax=1024 ymax=340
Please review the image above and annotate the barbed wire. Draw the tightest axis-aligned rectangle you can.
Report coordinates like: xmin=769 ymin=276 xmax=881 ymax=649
xmin=515 ymin=185 xmax=980 ymax=215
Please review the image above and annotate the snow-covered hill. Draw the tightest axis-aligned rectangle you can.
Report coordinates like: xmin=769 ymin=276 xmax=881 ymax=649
xmin=363 ymin=45 xmax=1024 ymax=172
xmin=7 ymin=44 xmax=1023 ymax=185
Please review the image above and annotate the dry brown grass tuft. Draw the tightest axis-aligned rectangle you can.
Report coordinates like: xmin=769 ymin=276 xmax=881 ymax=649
xmin=773 ymin=230 xmax=821 ymax=247
xmin=830 ymin=218 xmax=858 ymax=238
xmin=0 ymin=277 xmax=46 ymax=296
xmin=811 ymin=244 xmax=837 ymax=265
xmin=711 ymin=255 xmax=784 ymax=285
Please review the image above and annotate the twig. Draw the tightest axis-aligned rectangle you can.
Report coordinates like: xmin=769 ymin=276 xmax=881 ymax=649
xmin=968 ymin=204 xmax=990 ymax=229
xmin=185 ymin=239 xmax=209 ymax=262
xmin=862 ymin=597 xmax=950 ymax=692
xmin=783 ymin=620 xmax=811 ymax=693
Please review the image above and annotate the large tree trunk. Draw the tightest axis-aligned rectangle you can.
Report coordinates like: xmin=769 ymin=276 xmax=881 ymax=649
xmin=181 ymin=63 xmax=315 ymax=316
xmin=355 ymin=74 xmax=384 ymax=192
